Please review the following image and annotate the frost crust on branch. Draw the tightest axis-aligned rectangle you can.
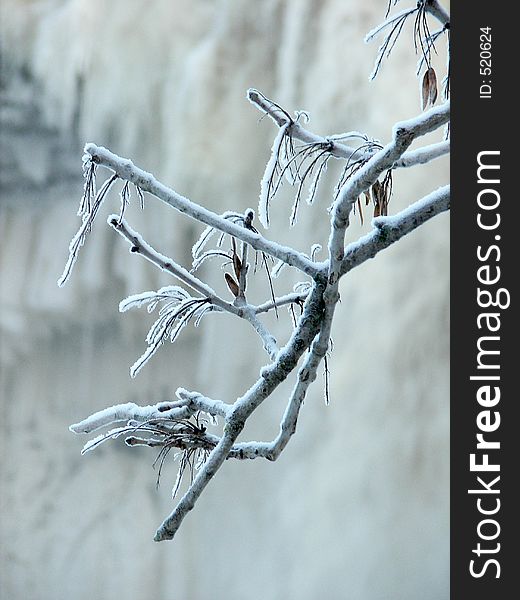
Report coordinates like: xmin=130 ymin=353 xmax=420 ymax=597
xmin=62 ymin=0 xmax=450 ymax=542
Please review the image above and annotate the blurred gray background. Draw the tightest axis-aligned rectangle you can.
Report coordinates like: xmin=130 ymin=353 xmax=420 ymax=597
xmin=0 ymin=1 xmax=449 ymax=598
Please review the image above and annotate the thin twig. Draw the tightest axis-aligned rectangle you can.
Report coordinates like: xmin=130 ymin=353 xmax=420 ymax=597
xmin=393 ymin=139 xmax=449 ymax=168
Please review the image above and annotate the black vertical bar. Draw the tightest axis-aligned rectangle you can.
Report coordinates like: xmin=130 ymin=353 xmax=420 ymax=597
xmin=451 ymin=1 xmax=517 ymax=598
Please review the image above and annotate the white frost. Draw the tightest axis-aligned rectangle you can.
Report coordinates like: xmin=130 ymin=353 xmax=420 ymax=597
xmin=258 ymin=121 xmax=290 ymax=229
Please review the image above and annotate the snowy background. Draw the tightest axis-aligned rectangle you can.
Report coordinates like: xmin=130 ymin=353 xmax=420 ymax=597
xmin=0 ymin=1 xmax=449 ymax=598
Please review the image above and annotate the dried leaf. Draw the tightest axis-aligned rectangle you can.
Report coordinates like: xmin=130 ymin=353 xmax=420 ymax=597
xmin=429 ymin=68 xmax=438 ymax=105
xmin=372 ymin=182 xmax=381 ymax=217
xmin=380 ymin=170 xmax=393 ymax=216
xmin=372 ymin=179 xmax=382 ymax=200
xmin=421 ymin=69 xmax=430 ymax=110
xmin=231 ymin=238 xmax=242 ymax=280
xmin=233 ymin=253 xmax=242 ymax=280
xmin=225 ymin=273 xmax=240 ymax=297
xmin=357 ymin=197 xmax=364 ymax=225
xmin=422 ymin=67 xmax=438 ymax=110
xmin=371 ymin=180 xmax=382 ymax=217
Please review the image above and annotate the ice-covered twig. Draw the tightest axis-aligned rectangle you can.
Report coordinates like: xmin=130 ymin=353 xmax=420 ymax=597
xmin=71 ymin=388 xmax=231 ymax=439
xmin=254 ymin=291 xmax=309 ymax=315
xmin=365 ymin=1 xmax=449 ymax=81
xmin=58 ymin=174 xmax=118 ymax=286
xmin=84 ymin=144 xmax=318 ymax=278
xmin=109 ymin=215 xmax=236 ymax=314
xmin=392 ymin=139 xmax=449 ymax=168
xmin=69 ymin=401 xmax=193 ymax=435
xmin=259 ymin=121 xmax=291 ymax=228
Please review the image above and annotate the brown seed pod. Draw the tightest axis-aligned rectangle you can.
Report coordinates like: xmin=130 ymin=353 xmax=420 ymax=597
xmin=225 ymin=273 xmax=240 ymax=297
xmin=422 ymin=67 xmax=438 ymax=110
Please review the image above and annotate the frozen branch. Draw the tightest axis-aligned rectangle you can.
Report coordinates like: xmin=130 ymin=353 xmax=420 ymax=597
xmin=248 ymin=88 xmax=375 ymax=163
xmin=267 ymin=301 xmax=334 ymax=459
xmin=328 ymin=101 xmax=450 ymax=284
xmin=66 ymin=0 xmax=450 ymax=543
xmin=84 ymin=144 xmax=319 ymax=278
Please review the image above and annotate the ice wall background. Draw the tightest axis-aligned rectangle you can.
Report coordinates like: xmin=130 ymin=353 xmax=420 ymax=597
xmin=0 ymin=1 xmax=449 ymax=598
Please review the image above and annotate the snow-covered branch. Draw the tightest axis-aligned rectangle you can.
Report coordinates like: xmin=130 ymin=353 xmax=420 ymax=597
xmin=327 ymin=100 xmax=450 ymax=284
xmin=248 ymin=88 xmax=372 ymax=163
xmin=234 ymin=299 xmax=279 ymax=359
xmin=65 ymin=0 xmax=450 ymax=544
xmin=267 ymin=299 xmax=334 ymax=459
